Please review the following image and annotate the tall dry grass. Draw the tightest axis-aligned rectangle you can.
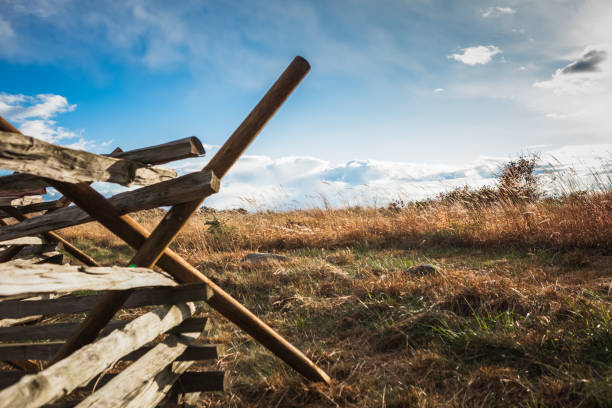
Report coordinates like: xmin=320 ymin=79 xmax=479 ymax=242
xmin=60 ymin=155 xmax=612 ymax=257
xmin=60 ymin=190 xmax=612 ymax=261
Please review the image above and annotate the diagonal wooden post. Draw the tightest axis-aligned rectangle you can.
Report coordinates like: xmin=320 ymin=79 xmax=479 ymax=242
xmin=40 ymin=57 xmax=329 ymax=383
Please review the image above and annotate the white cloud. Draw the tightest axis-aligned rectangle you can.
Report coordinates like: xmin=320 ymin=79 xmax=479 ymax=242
xmin=448 ymin=45 xmax=502 ymax=66
xmin=482 ymin=7 xmax=516 ymax=17
xmin=0 ymin=93 xmax=114 ymax=152
xmin=433 ymin=88 xmax=444 ymax=93
xmin=0 ymin=93 xmax=76 ymax=121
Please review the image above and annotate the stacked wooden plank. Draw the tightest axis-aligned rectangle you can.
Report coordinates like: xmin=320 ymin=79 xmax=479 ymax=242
xmin=0 ymin=265 xmax=225 ymax=407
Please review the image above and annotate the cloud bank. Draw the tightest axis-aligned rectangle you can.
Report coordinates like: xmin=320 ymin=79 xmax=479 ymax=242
xmin=167 ymin=145 xmax=611 ymax=211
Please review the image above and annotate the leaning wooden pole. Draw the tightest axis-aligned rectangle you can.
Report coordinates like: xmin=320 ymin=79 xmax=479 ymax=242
xmin=30 ymin=57 xmax=329 ymax=383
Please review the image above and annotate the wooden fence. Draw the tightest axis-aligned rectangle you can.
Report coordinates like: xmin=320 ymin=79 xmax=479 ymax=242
xmin=0 ymin=56 xmax=330 ymax=407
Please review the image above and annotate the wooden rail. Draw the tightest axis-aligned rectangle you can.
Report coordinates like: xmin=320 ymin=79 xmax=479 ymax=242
xmin=0 ymin=136 xmax=205 ymax=192
xmin=0 ymin=283 xmax=210 ymax=319
xmin=0 ymin=131 xmax=177 ymax=187
xmin=0 ymin=264 xmax=177 ymax=297
xmin=0 ymin=171 xmax=219 ymax=242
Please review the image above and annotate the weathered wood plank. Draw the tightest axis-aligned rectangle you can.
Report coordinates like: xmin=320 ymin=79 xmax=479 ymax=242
xmin=0 ymin=200 xmax=63 ymax=217
xmin=0 ymin=136 xmax=204 ymax=194
xmin=0 ymin=236 xmax=44 ymax=246
xmin=0 ymin=316 xmax=210 ymax=342
xmin=0 ymin=264 xmax=177 ymax=298
xmin=74 ymin=331 xmax=202 ymax=408
xmin=0 ymin=188 xmax=46 ymax=199
xmin=0 ymin=342 xmax=217 ymax=362
xmin=0 ymin=171 xmax=219 ymax=242
xmin=126 ymin=343 xmax=218 ymax=362
xmin=96 ymin=361 xmax=194 ymax=408
xmin=11 ymin=243 xmax=58 ymax=257
xmin=0 ymin=131 xmax=176 ymax=188
xmin=0 ymin=314 xmax=42 ymax=328
xmin=0 ymin=370 xmax=225 ymax=398
xmin=0 ymin=283 xmax=211 ymax=319
xmin=0 ymin=195 xmax=44 ymax=206
xmin=0 ymin=303 xmax=195 ymax=408
xmin=109 ymin=137 xmax=205 ymax=165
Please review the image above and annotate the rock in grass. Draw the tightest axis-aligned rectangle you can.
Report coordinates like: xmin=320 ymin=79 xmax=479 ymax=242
xmin=406 ymin=263 xmax=440 ymax=276
xmin=242 ymin=252 xmax=290 ymax=264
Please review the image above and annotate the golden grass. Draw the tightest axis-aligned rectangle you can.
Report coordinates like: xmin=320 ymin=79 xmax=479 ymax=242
xmin=53 ymin=189 xmax=612 ymax=407
xmin=61 ymin=191 xmax=612 ymax=258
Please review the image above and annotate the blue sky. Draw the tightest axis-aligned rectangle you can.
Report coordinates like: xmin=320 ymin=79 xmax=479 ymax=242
xmin=0 ymin=0 xmax=610 ymax=209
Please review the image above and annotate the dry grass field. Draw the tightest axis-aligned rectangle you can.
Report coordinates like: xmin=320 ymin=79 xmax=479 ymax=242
xmin=58 ymin=159 xmax=612 ymax=407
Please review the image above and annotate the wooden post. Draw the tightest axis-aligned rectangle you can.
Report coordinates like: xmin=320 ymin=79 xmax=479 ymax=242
xmin=44 ymin=58 xmax=330 ymax=383
xmin=130 ymin=56 xmax=312 ymax=269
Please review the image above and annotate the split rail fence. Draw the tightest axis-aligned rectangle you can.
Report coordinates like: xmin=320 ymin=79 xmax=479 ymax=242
xmin=0 ymin=56 xmax=330 ymax=407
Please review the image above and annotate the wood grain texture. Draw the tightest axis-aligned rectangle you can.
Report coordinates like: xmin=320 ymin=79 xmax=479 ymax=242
xmin=0 ymin=195 xmax=44 ymax=206
xmin=0 ymin=136 xmax=204 ymax=193
xmin=108 ymin=137 xmax=205 ymax=165
xmin=0 ymin=188 xmax=46 ymax=199
xmin=0 ymin=283 xmax=211 ymax=319
xmin=0 ymin=341 xmax=217 ymax=361
xmin=0 ymin=303 xmax=195 ymax=408
xmin=0 ymin=237 xmax=44 ymax=246
xmin=0 ymin=131 xmax=176 ymax=187
xmin=0 ymin=264 xmax=177 ymax=298
xmin=104 ymin=361 xmax=194 ymax=408
xmin=74 ymin=332 xmax=202 ymax=408
xmin=0 ymin=316 xmax=210 ymax=342
xmin=0 ymin=171 xmax=219 ymax=242
xmin=0 ymin=369 xmax=224 ymax=396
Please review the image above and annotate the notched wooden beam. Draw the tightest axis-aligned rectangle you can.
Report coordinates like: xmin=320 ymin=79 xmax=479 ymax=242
xmin=0 ymin=131 xmax=177 ymax=188
xmin=109 ymin=136 xmax=205 ymax=165
xmin=0 ymin=264 xmax=178 ymax=298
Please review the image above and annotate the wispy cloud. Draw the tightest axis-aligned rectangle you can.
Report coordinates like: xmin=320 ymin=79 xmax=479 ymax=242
xmin=482 ymin=7 xmax=516 ymax=18
xmin=0 ymin=92 xmax=109 ymax=151
xmin=0 ymin=16 xmax=15 ymax=37
xmin=448 ymin=45 xmax=502 ymax=66
xmin=0 ymin=93 xmax=78 ymax=143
